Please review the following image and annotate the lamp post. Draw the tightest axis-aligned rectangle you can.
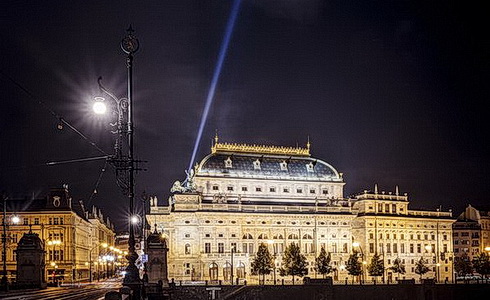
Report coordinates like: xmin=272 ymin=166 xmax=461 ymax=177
xmin=352 ymin=242 xmax=365 ymax=284
xmin=94 ymin=26 xmax=141 ymax=294
xmin=425 ymin=245 xmax=436 ymax=282
xmin=2 ymin=196 xmax=20 ymax=291
xmin=267 ymin=240 xmax=277 ymax=285
xmin=230 ymin=245 xmax=235 ymax=285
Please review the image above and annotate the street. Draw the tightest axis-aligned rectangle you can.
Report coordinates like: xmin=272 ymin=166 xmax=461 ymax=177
xmin=0 ymin=278 xmax=121 ymax=300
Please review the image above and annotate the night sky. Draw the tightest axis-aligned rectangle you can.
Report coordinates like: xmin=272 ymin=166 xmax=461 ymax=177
xmin=1 ymin=0 xmax=488 ymax=231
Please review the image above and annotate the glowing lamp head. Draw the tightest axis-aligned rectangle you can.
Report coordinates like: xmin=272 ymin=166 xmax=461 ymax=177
xmin=11 ymin=215 xmax=20 ymax=224
xmin=93 ymin=97 xmax=107 ymax=115
xmin=130 ymin=215 xmax=139 ymax=224
xmin=352 ymin=242 xmax=360 ymax=247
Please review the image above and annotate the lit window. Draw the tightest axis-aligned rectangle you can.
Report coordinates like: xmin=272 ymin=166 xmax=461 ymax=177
xmin=280 ymin=161 xmax=288 ymax=171
xmin=306 ymin=162 xmax=314 ymax=172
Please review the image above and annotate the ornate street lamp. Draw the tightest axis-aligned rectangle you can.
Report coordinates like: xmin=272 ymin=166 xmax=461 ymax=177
xmin=94 ymin=26 xmax=141 ymax=295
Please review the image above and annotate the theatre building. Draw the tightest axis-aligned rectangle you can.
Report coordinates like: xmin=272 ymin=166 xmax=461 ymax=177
xmin=148 ymin=138 xmax=454 ymax=283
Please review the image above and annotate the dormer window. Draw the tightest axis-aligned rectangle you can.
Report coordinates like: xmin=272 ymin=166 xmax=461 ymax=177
xmin=224 ymin=157 xmax=233 ymax=168
xmin=280 ymin=161 xmax=288 ymax=171
xmin=253 ymin=159 xmax=261 ymax=170
xmin=306 ymin=162 xmax=314 ymax=172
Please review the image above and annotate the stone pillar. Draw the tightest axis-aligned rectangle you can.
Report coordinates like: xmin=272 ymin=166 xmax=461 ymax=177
xmin=146 ymin=229 xmax=169 ymax=287
xmin=15 ymin=231 xmax=46 ymax=288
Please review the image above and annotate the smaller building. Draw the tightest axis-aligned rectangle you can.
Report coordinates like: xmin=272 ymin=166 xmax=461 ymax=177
xmin=453 ymin=205 xmax=490 ymax=260
xmin=1 ymin=186 xmax=116 ymax=284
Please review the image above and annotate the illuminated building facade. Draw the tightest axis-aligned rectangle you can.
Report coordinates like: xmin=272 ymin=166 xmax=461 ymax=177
xmin=452 ymin=205 xmax=490 ymax=260
xmin=148 ymin=138 xmax=455 ymax=283
xmin=1 ymin=187 xmax=116 ymax=284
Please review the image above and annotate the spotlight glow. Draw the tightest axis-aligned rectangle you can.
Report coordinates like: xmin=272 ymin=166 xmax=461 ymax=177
xmin=187 ymin=0 xmax=242 ymax=172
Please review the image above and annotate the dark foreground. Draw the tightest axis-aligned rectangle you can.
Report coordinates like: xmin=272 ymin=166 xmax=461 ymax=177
xmin=166 ymin=283 xmax=490 ymax=300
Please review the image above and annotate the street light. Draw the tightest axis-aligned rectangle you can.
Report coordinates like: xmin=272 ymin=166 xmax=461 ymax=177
xmin=424 ymin=245 xmax=437 ymax=282
xmin=94 ymin=26 xmax=141 ymax=294
xmin=352 ymin=242 xmax=365 ymax=284
xmin=267 ymin=240 xmax=277 ymax=285
xmin=230 ymin=245 xmax=235 ymax=285
xmin=1 ymin=195 xmax=20 ymax=291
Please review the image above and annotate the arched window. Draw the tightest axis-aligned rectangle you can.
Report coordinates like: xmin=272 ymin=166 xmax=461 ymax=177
xmin=288 ymin=234 xmax=299 ymax=239
xmin=223 ymin=262 xmax=231 ymax=281
xmin=209 ymin=263 xmax=218 ymax=281
xmin=236 ymin=262 xmax=246 ymax=279
xmin=242 ymin=233 xmax=253 ymax=240
xmin=273 ymin=234 xmax=284 ymax=239
xmin=303 ymin=234 xmax=313 ymax=239
xmin=258 ymin=234 xmax=268 ymax=240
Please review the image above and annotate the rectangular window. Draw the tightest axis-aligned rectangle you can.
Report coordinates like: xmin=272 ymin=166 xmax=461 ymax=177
xmin=23 ymin=218 xmax=29 ymax=225
xmin=218 ymin=243 xmax=224 ymax=253
xmin=213 ymin=185 xmax=219 ymax=191
xmin=401 ymin=234 xmax=405 ymax=240
xmin=443 ymin=244 xmax=448 ymax=253
xmin=297 ymin=189 xmax=303 ymax=194
xmin=255 ymin=187 xmax=262 ymax=192
xmin=410 ymin=244 xmax=414 ymax=253
xmin=385 ymin=204 xmax=390 ymax=212
xmin=248 ymin=243 xmax=254 ymax=254
xmin=369 ymin=243 xmax=374 ymax=253
xmin=417 ymin=244 xmax=421 ymax=253
xmin=387 ymin=243 xmax=391 ymax=254
xmin=242 ymin=243 xmax=248 ymax=253
xmin=322 ymin=189 xmax=328 ymax=195
xmin=270 ymin=187 xmax=276 ymax=192
xmin=283 ymin=188 xmax=289 ymax=193
xmin=205 ymin=243 xmax=211 ymax=253
xmin=401 ymin=243 xmax=405 ymax=253
xmin=343 ymin=243 xmax=348 ymax=253
xmin=53 ymin=218 xmax=59 ymax=225
xmin=369 ymin=233 xmax=374 ymax=239
xmin=310 ymin=189 xmax=315 ymax=194
xmin=34 ymin=218 xmax=40 ymax=225
xmin=227 ymin=186 xmax=234 ymax=191
xmin=241 ymin=186 xmax=247 ymax=192
xmin=393 ymin=243 xmax=398 ymax=253
xmin=378 ymin=204 xmax=383 ymax=212
xmin=392 ymin=204 xmax=396 ymax=213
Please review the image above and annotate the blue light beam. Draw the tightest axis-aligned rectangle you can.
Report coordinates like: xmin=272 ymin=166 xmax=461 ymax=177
xmin=187 ymin=0 xmax=242 ymax=173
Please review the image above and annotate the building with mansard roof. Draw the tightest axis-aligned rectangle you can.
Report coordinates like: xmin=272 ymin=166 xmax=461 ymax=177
xmin=1 ymin=187 xmax=116 ymax=284
xmin=148 ymin=138 xmax=455 ymax=284
xmin=452 ymin=205 xmax=490 ymax=260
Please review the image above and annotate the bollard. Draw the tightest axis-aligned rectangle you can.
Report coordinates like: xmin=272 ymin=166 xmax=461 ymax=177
xmin=105 ymin=291 xmax=122 ymax=300
xmin=120 ymin=286 xmax=132 ymax=300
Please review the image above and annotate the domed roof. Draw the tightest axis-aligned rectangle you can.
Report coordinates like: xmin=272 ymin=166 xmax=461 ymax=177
xmin=17 ymin=232 xmax=44 ymax=250
xmin=195 ymin=140 xmax=342 ymax=182
xmin=147 ymin=230 xmax=167 ymax=249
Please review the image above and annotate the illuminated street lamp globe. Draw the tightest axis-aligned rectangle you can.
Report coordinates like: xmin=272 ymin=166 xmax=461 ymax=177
xmin=11 ymin=215 xmax=20 ymax=224
xmin=93 ymin=97 xmax=107 ymax=114
xmin=130 ymin=215 xmax=139 ymax=224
